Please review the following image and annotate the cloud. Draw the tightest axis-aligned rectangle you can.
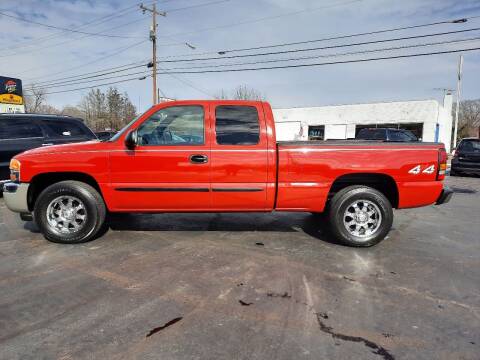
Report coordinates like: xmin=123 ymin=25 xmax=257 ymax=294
xmin=1 ymin=0 xmax=479 ymax=112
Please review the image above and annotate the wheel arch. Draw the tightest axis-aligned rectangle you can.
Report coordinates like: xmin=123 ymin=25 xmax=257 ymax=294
xmin=328 ymin=173 xmax=399 ymax=209
xmin=27 ymin=172 xmax=105 ymax=211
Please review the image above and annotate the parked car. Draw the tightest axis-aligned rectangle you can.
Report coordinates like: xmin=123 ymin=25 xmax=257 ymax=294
xmin=95 ymin=130 xmax=117 ymax=141
xmin=356 ymin=128 xmax=419 ymax=142
xmin=3 ymin=100 xmax=451 ymax=247
xmin=0 ymin=114 xmax=97 ymax=185
xmin=451 ymin=138 xmax=480 ymax=176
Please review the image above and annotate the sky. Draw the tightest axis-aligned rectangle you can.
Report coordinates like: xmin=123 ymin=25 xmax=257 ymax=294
xmin=1 ymin=0 xmax=480 ymax=113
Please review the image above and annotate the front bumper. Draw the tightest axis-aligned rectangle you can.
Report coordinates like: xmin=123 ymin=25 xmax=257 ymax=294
xmin=435 ymin=186 xmax=453 ymax=205
xmin=2 ymin=182 xmax=30 ymax=213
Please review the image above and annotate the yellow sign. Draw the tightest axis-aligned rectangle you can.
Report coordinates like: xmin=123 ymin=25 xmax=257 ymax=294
xmin=0 ymin=93 xmax=23 ymax=105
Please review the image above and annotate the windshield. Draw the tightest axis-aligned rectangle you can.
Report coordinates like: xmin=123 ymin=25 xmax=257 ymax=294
xmin=108 ymin=114 xmax=142 ymax=142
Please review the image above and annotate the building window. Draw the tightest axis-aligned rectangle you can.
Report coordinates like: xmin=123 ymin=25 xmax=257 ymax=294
xmin=308 ymin=125 xmax=325 ymax=140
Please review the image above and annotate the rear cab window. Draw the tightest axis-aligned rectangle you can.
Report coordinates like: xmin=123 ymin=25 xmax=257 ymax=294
xmin=215 ymin=105 xmax=260 ymax=145
xmin=458 ymin=139 xmax=480 ymax=152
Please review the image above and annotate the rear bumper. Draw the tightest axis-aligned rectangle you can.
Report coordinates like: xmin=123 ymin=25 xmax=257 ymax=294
xmin=2 ymin=182 xmax=30 ymax=213
xmin=435 ymin=186 xmax=453 ymax=205
xmin=451 ymin=166 xmax=480 ymax=174
xmin=451 ymin=159 xmax=480 ymax=173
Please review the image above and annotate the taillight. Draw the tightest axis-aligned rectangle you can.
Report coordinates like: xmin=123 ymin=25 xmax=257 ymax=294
xmin=437 ymin=148 xmax=447 ymax=180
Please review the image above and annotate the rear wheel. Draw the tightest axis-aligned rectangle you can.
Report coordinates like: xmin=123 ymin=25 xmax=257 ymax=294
xmin=328 ymin=185 xmax=393 ymax=247
xmin=34 ymin=181 xmax=106 ymax=244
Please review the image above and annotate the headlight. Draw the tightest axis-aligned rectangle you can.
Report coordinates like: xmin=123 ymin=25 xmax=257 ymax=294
xmin=9 ymin=159 xmax=21 ymax=182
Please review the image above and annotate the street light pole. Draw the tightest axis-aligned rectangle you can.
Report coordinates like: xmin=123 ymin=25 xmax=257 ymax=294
xmin=139 ymin=3 xmax=166 ymax=106
xmin=453 ymin=54 xmax=464 ymax=149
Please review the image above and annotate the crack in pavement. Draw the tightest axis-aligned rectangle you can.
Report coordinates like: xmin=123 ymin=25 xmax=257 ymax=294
xmin=146 ymin=317 xmax=183 ymax=338
xmin=315 ymin=313 xmax=395 ymax=360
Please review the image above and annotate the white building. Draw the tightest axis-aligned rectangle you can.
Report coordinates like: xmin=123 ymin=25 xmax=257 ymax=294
xmin=273 ymin=93 xmax=454 ymax=152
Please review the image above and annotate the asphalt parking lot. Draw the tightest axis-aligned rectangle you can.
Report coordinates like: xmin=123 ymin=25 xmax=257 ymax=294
xmin=0 ymin=176 xmax=479 ymax=360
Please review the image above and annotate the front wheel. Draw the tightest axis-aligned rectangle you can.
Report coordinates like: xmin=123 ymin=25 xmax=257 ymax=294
xmin=328 ymin=185 xmax=393 ymax=247
xmin=34 ymin=181 xmax=106 ymax=244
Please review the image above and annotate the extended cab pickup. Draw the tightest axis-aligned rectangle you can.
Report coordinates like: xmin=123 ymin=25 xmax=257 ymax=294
xmin=3 ymin=100 xmax=452 ymax=247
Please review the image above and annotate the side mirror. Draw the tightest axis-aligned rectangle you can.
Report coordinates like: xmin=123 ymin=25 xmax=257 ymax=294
xmin=125 ymin=130 xmax=138 ymax=150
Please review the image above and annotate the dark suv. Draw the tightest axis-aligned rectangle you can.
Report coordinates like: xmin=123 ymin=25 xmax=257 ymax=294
xmin=0 ymin=114 xmax=97 ymax=183
xmin=451 ymin=138 xmax=480 ymax=176
xmin=356 ymin=128 xmax=419 ymax=142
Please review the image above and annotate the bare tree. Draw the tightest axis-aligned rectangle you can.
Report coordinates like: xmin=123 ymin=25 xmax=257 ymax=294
xmin=455 ymin=99 xmax=480 ymax=140
xmin=60 ymin=105 xmax=84 ymax=118
xmin=24 ymin=85 xmax=47 ymax=113
xmin=78 ymin=87 xmax=137 ymax=131
xmin=233 ymin=85 xmax=265 ymax=101
xmin=216 ymin=85 xmax=266 ymax=101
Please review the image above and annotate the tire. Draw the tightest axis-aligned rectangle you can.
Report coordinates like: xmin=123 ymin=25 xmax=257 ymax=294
xmin=328 ymin=185 xmax=393 ymax=247
xmin=449 ymin=168 xmax=458 ymax=176
xmin=34 ymin=181 xmax=106 ymax=244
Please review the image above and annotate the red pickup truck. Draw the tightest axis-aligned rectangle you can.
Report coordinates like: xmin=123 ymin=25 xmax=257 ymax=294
xmin=3 ymin=100 xmax=452 ymax=247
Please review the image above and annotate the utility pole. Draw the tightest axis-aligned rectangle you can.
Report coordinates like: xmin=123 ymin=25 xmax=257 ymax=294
xmin=140 ymin=3 xmax=166 ymax=106
xmin=453 ymin=54 xmax=464 ymax=149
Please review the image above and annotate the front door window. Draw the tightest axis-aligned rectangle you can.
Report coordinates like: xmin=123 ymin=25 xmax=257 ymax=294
xmin=137 ymin=106 xmax=204 ymax=146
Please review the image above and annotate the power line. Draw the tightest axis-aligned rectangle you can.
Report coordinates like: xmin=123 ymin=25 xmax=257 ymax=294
xmin=26 ymin=26 xmax=480 ymax=88
xmin=153 ymin=16 xmax=478 ymax=60
xmin=28 ymin=70 xmax=150 ymax=89
xmin=25 ymin=62 xmax=149 ymax=87
xmin=152 ymin=36 xmax=480 ymax=71
xmin=166 ymin=0 xmax=232 ymax=13
xmin=0 ymin=10 xmax=145 ymax=39
xmin=4 ymin=0 xmax=234 ymax=55
xmin=4 ymin=5 xmax=141 ymax=52
xmin=22 ymin=18 xmax=480 ymax=87
xmin=0 ymin=15 xmax=151 ymax=59
xmin=25 ymin=75 xmax=152 ymax=96
xmin=25 ymin=46 xmax=480 ymax=96
xmin=162 ymin=72 xmax=216 ymax=98
xmin=152 ymin=46 xmax=480 ymax=74
xmin=214 ymin=19 xmax=473 ymax=55
xmin=158 ymin=0 xmax=366 ymax=40
xmin=156 ymin=26 xmax=480 ymax=63
xmin=21 ymin=40 xmax=149 ymax=81
xmin=28 ymin=35 xmax=480 ymax=90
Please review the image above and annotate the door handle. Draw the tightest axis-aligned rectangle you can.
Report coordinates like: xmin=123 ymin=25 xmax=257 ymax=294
xmin=190 ymin=154 xmax=208 ymax=164
xmin=42 ymin=143 xmax=54 ymax=146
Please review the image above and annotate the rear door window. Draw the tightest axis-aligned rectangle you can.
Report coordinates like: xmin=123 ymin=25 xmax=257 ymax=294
xmin=215 ymin=105 xmax=260 ymax=145
xmin=41 ymin=119 xmax=94 ymax=139
xmin=0 ymin=118 xmax=43 ymax=140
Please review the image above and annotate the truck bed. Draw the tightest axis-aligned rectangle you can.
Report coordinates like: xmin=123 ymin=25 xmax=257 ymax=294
xmin=275 ymin=141 xmax=444 ymax=212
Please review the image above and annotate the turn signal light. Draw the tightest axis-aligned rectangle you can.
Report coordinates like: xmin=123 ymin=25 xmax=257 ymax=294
xmin=9 ymin=159 xmax=21 ymax=182
xmin=10 ymin=159 xmax=20 ymax=171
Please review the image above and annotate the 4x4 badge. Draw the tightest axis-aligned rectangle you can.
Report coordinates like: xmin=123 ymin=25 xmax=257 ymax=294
xmin=409 ymin=165 xmax=435 ymax=174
